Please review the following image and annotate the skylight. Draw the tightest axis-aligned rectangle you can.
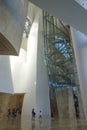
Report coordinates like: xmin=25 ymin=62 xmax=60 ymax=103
xmin=55 ymin=36 xmax=71 ymax=59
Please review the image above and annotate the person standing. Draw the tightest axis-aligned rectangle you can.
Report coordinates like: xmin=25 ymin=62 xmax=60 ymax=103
xmin=32 ymin=108 xmax=36 ymax=119
xmin=39 ymin=110 xmax=42 ymax=118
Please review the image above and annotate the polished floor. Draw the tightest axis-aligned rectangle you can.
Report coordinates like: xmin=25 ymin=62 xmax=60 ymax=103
xmin=0 ymin=116 xmax=87 ymax=130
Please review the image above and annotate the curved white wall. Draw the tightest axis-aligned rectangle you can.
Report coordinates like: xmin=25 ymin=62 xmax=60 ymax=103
xmin=0 ymin=0 xmax=28 ymax=55
xmin=0 ymin=45 xmax=27 ymax=94
xmin=0 ymin=2 xmax=50 ymax=117
xmin=0 ymin=56 xmax=14 ymax=93
xmin=22 ymin=9 xmax=39 ymax=116
xmin=71 ymin=27 xmax=87 ymax=119
xmin=36 ymin=10 xmax=50 ymax=117
xmin=22 ymin=4 xmax=50 ymax=117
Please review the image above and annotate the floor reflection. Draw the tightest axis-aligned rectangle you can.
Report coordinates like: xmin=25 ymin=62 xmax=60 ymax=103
xmin=0 ymin=116 xmax=87 ymax=130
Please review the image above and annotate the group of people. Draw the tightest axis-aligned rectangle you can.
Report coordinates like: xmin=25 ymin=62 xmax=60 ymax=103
xmin=32 ymin=108 xmax=42 ymax=119
xmin=7 ymin=107 xmax=21 ymax=118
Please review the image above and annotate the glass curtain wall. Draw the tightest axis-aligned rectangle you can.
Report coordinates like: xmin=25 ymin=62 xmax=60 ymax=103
xmin=43 ymin=11 xmax=84 ymax=119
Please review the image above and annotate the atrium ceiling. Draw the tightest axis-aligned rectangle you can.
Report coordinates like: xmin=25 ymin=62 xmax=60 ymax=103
xmin=30 ymin=0 xmax=87 ymax=36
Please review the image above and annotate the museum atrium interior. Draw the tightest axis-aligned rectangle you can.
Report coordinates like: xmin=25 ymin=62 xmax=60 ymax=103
xmin=0 ymin=0 xmax=87 ymax=130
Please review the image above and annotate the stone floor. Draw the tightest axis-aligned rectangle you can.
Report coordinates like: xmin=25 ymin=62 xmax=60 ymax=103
xmin=0 ymin=116 xmax=87 ymax=130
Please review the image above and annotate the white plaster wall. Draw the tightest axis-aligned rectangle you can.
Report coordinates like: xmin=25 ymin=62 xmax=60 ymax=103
xmin=7 ymin=3 xmax=36 ymax=94
xmin=36 ymin=11 xmax=51 ymax=117
xmin=0 ymin=44 xmax=27 ymax=94
xmin=22 ymin=6 xmax=50 ymax=117
xmin=10 ymin=50 xmax=27 ymax=93
xmin=0 ymin=56 xmax=14 ymax=93
xmin=0 ymin=2 xmax=50 ymax=117
xmin=0 ymin=2 xmax=33 ymax=94
xmin=71 ymin=27 xmax=87 ymax=119
xmin=22 ymin=6 xmax=39 ymax=116
xmin=0 ymin=24 xmax=28 ymax=93
xmin=10 ymin=35 xmax=28 ymax=93
xmin=27 ymin=2 xmax=36 ymax=23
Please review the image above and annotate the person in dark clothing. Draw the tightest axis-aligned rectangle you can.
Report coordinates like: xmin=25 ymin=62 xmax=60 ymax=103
xmin=32 ymin=108 xmax=36 ymax=119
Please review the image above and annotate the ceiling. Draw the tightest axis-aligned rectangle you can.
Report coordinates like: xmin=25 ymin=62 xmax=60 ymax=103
xmin=30 ymin=0 xmax=87 ymax=36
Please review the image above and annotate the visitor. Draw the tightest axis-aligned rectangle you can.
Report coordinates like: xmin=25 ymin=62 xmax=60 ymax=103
xmin=39 ymin=110 xmax=42 ymax=118
xmin=32 ymin=108 xmax=36 ymax=119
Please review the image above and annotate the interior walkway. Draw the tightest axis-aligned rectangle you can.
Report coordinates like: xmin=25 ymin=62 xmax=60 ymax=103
xmin=0 ymin=116 xmax=87 ymax=130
